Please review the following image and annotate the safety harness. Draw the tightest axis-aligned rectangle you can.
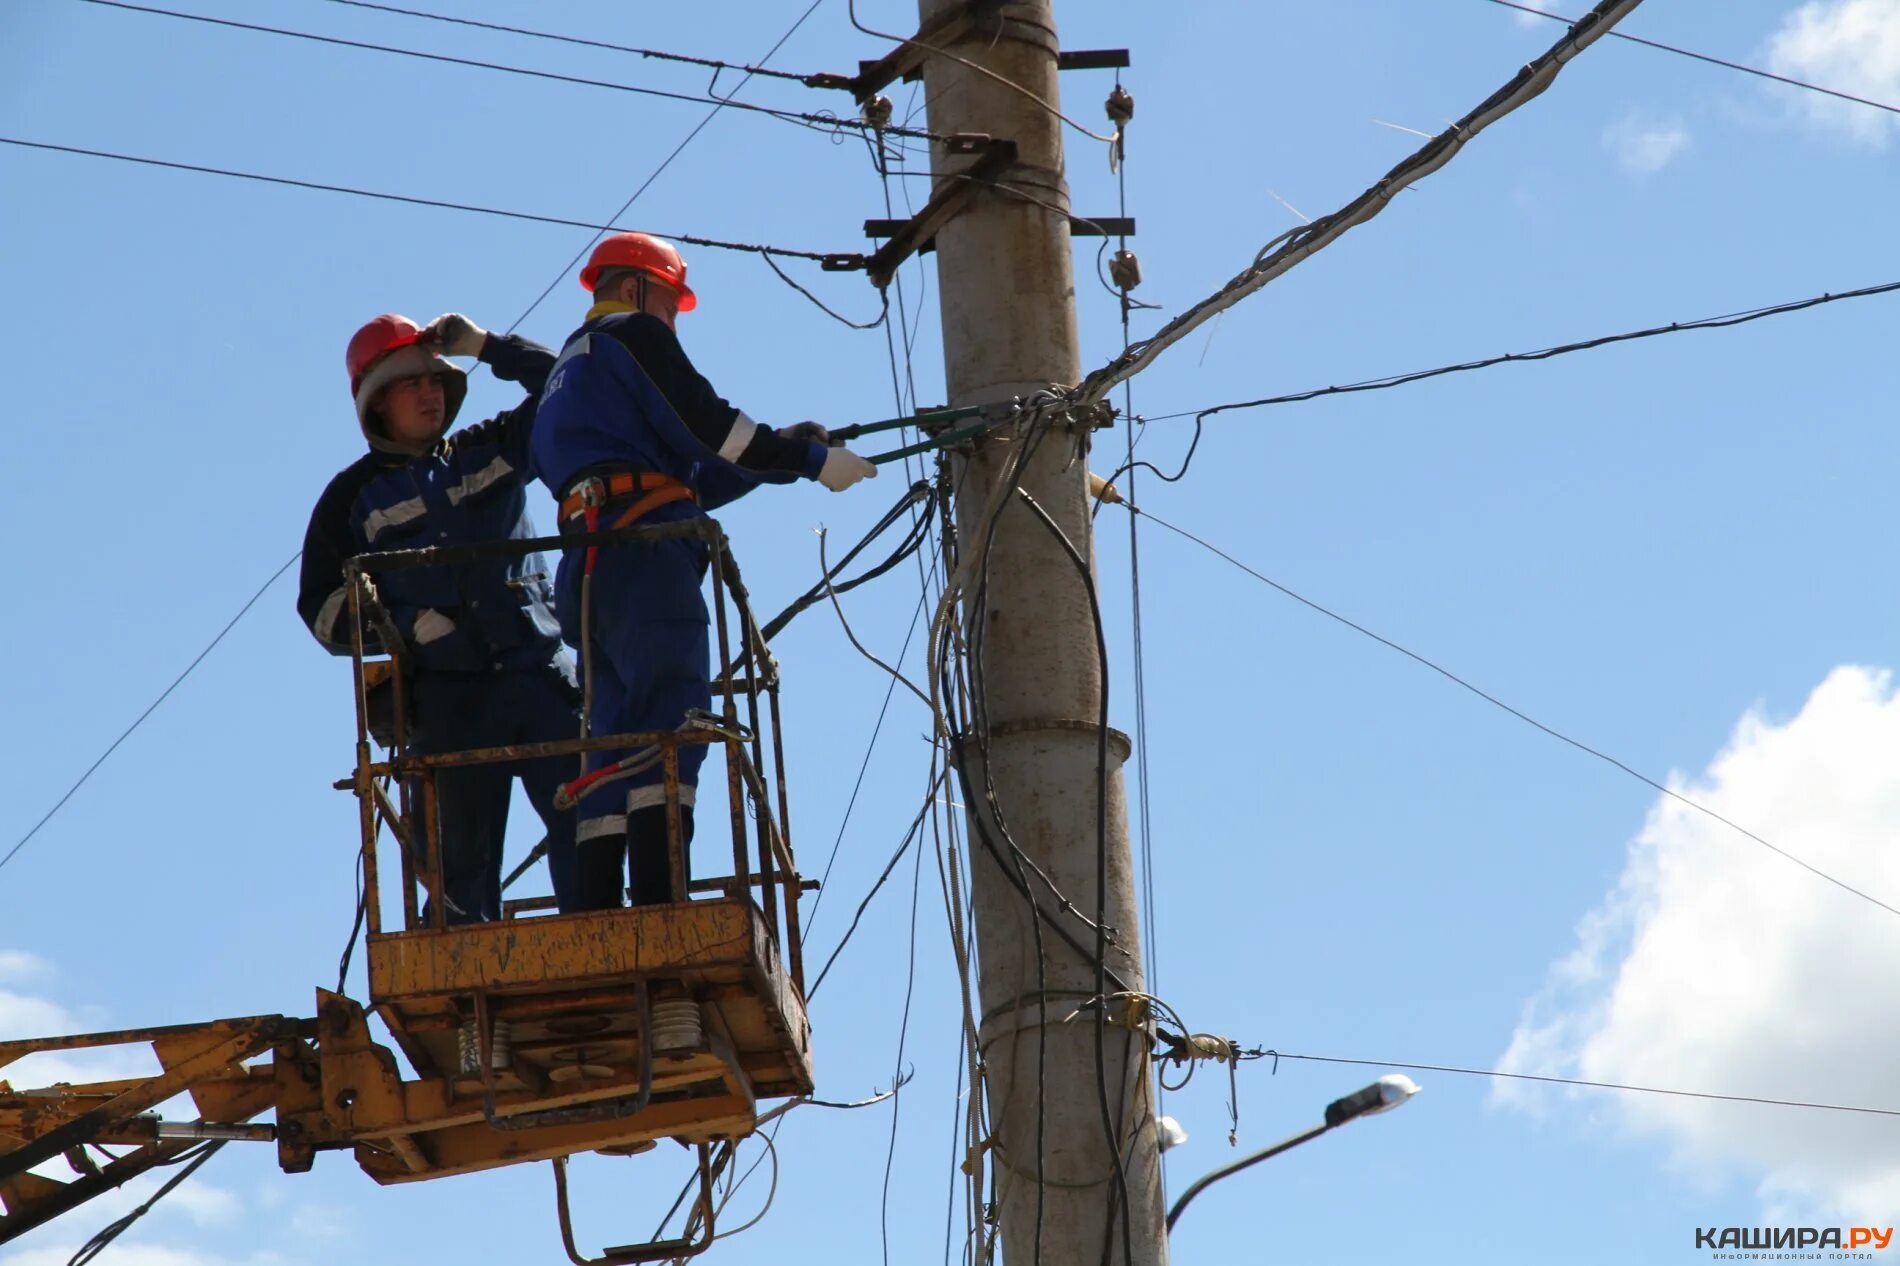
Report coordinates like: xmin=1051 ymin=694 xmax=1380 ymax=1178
xmin=559 ymin=469 xmax=697 ymax=577
xmin=558 ymin=467 xmax=700 ymax=814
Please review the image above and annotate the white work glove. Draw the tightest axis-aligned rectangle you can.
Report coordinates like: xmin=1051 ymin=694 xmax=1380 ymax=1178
xmin=411 ymin=608 xmax=456 ymax=645
xmin=422 ymin=312 xmax=488 ymax=358
xmin=817 ymin=447 xmax=877 ymax=492
xmin=777 ymin=421 xmax=831 ymax=444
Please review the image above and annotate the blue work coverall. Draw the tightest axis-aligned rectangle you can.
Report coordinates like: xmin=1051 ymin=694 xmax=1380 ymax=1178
xmin=298 ymin=333 xmax=580 ymax=923
xmin=529 ymin=302 xmax=829 ymax=909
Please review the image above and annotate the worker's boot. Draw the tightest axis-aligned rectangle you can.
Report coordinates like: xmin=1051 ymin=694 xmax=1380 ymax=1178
xmin=626 ymin=805 xmax=693 ymax=906
xmin=568 ymin=833 xmax=629 ymax=911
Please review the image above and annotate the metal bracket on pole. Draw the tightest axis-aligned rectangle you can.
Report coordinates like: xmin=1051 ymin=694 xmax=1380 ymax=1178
xmin=860 ymin=137 xmax=1018 ymax=287
xmin=847 ymin=0 xmax=1128 ymax=102
xmin=864 ymin=215 xmax=1136 ymax=256
xmin=848 ymin=0 xmax=1006 ymax=103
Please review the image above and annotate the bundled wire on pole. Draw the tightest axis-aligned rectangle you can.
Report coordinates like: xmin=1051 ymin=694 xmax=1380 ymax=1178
xmin=1073 ymin=0 xmax=1647 ymax=406
xmin=1481 ymin=0 xmax=1900 ymax=118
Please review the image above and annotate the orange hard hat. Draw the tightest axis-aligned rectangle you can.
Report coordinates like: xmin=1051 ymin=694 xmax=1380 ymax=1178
xmin=345 ymin=313 xmax=466 ymax=449
xmin=578 ymin=232 xmax=697 ymax=311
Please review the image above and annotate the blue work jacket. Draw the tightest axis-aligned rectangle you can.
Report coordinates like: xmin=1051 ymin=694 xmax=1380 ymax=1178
xmin=298 ymin=333 xmax=565 ymax=674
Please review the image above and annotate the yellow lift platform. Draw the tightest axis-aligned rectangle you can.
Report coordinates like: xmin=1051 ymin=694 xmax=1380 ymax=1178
xmin=0 ymin=519 xmax=812 ymax=1263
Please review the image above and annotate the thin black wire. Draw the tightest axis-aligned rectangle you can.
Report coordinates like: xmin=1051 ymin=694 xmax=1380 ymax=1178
xmin=879 ymin=799 xmax=928 ymax=1266
xmin=802 ymin=587 xmax=931 ymax=935
xmin=761 ymin=252 xmax=890 ymax=329
xmin=316 ymin=0 xmax=838 ymax=87
xmin=1128 ymin=505 xmax=1900 ymax=921
xmin=0 ymin=137 xmax=842 ymax=263
xmin=807 ymin=772 xmax=944 ymax=998
xmin=1272 ymin=1050 xmax=1900 ymax=1118
xmin=500 ymin=0 xmax=831 ymax=333
xmin=1138 ymin=281 xmax=1900 ymax=424
xmin=1482 ymin=0 xmax=1900 ymax=117
xmin=66 ymin=1140 xmax=229 ymax=1266
xmin=2 ymin=552 xmax=300 ymax=877
xmin=80 ymin=2 xmax=944 ymax=142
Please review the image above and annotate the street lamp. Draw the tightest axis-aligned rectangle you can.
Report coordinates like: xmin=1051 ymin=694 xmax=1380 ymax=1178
xmin=1165 ymin=1074 xmax=1420 ymax=1233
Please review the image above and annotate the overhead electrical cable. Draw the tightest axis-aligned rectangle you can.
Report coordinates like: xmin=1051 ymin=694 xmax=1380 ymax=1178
xmin=0 ymin=137 xmax=847 ymax=263
xmin=1481 ymin=0 xmax=1900 ymax=117
xmin=1074 ymin=0 xmax=1646 ymax=405
xmin=501 ymin=0 xmax=831 ymax=332
xmin=79 ymin=1 xmax=942 ymax=141
xmin=64 ymin=1141 xmax=230 ymax=1266
xmin=1138 ymin=280 xmax=1900 ymax=423
xmin=1271 ymin=1051 xmax=1900 ymax=1119
xmin=846 ymin=0 xmax=1117 ymax=144
xmin=316 ymin=0 xmax=844 ymax=88
xmin=1 ymin=553 xmax=300 ymax=878
xmin=1113 ymin=502 xmax=1900 ymax=922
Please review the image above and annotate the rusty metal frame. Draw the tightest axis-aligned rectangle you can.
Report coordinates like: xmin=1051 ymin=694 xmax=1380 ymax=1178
xmin=338 ymin=518 xmax=805 ymax=975
xmin=2 ymin=515 xmax=811 ymax=1251
xmin=554 ymin=1144 xmax=716 ymax=1265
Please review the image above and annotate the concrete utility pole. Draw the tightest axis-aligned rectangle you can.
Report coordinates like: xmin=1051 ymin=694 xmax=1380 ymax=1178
xmin=915 ymin=2 xmax=1169 ymax=1262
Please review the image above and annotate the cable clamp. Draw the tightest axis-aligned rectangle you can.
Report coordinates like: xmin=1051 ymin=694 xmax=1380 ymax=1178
xmin=684 ymin=709 xmax=751 ymax=743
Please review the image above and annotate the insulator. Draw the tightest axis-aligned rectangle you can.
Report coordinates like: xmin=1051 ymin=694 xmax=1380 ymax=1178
xmin=457 ymin=1016 xmax=512 ymax=1074
xmin=1108 ymin=248 xmax=1142 ymax=292
xmin=650 ymin=1000 xmax=704 ymax=1054
xmin=1105 ymin=84 xmax=1134 ymax=127
xmin=864 ymin=95 xmax=894 ymax=130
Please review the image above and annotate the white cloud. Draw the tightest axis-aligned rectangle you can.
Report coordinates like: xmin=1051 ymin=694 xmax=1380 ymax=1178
xmin=1602 ymin=114 xmax=1691 ymax=174
xmin=1510 ymin=0 xmax=1560 ymax=29
xmin=0 ymin=1245 xmax=251 ymax=1266
xmin=0 ymin=952 xmax=49 ymax=984
xmin=288 ymin=1204 xmax=350 ymax=1239
xmin=0 ymin=974 xmax=157 ymax=1089
xmin=1764 ymin=0 xmax=1900 ymax=145
xmin=1497 ymin=666 xmax=1900 ymax=1218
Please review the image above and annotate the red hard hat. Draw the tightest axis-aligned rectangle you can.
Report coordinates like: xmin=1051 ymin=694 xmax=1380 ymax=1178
xmin=578 ymin=232 xmax=697 ymax=311
xmin=346 ymin=314 xmax=426 ymax=394
xmin=345 ymin=313 xmax=466 ymax=450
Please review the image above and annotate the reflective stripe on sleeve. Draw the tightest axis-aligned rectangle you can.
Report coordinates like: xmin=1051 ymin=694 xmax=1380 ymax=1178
xmin=716 ymin=412 xmax=759 ymax=463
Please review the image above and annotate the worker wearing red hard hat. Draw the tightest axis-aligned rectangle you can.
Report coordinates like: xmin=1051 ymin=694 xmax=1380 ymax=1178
xmin=529 ymin=232 xmax=877 ymax=911
xmin=299 ymin=311 xmax=582 ymax=923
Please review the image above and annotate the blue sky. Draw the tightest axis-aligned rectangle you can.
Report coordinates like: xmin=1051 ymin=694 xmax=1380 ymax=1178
xmin=5 ymin=0 xmax=1900 ymax=1263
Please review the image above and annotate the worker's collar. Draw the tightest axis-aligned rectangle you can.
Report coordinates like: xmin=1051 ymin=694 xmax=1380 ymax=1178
xmin=586 ymin=300 xmax=642 ymax=322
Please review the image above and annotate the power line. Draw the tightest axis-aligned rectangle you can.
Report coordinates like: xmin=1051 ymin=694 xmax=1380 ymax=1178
xmin=1 ymin=552 xmax=299 ymax=875
xmin=66 ymin=1140 xmax=229 ymax=1266
xmin=501 ymin=0 xmax=832 ymax=333
xmin=1482 ymin=0 xmax=1900 ymax=118
xmin=1271 ymin=1051 xmax=1900 ymax=1119
xmin=1138 ymin=279 xmax=1900 ymax=423
xmin=1075 ymin=0 xmax=1646 ymax=406
xmin=317 ymin=0 xmax=845 ymax=89
xmin=80 ymin=1 xmax=939 ymax=142
xmin=0 ymin=136 xmax=850 ymax=264
xmin=1119 ymin=505 xmax=1900 ymax=923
